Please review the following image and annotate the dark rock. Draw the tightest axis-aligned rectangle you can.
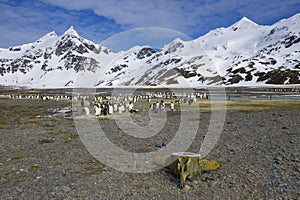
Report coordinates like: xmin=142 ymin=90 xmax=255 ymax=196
xmin=137 ymin=47 xmax=156 ymax=59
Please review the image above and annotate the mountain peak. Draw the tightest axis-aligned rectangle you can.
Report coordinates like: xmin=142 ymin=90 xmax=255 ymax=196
xmin=231 ymin=16 xmax=259 ymax=29
xmin=63 ymin=26 xmax=79 ymax=37
xmin=240 ymin=16 xmax=254 ymax=22
xmin=39 ymin=31 xmax=57 ymax=40
xmin=31 ymin=31 xmax=58 ymax=47
xmin=162 ymin=38 xmax=184 ymax=49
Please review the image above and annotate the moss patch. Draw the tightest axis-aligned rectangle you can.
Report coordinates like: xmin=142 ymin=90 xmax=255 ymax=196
xmin=39 ymin=139 xmax=55 ymax=144
xmin=10 ymin=156 xmax=23 ymax=160
xmin=27 ymin=166 xmax=38 ymax=172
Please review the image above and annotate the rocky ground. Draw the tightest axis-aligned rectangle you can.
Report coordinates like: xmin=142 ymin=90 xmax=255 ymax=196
xmin=0 ymin=98 xmax=299 ymax=199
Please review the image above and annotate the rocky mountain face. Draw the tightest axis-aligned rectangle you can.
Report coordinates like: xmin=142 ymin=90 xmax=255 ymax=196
xmin=0 ymin=27 xmax=115 ymax=87
xmin=97 ymin=39 xmax=222 ymax=87
xmin=0 ymin=14 xmax=299 ymax=88
xmin=198 ymin=14 xmax=300 ymax=85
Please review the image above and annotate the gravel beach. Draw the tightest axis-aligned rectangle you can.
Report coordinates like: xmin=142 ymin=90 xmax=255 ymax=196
xmin=0 ymin=98 xmax=299 ymax=199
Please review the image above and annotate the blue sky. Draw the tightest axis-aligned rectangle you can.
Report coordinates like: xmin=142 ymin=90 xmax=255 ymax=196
xmin=0 ymin=0 xmax=299 ymax=51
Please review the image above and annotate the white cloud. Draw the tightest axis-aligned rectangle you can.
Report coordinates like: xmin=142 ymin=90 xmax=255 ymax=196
xmin=41 ymin=0 xmax=300 ymax=36
xmin=0 ymin=0 xmax=122 ymax=47
xmin=41 ymin=0 xmax=227 ymax=35
xmin=0 ymin=0 xmax=299 ymax=48
xmin=100 ymin=27 xmax=192 ymax=52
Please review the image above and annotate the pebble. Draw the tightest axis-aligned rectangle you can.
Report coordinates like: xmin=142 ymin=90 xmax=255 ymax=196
xmin=275 ymin=155 xmax=283 ymax=161
xmin=16 ymin=188 xmax=23 ymax=193
xmin=61 ymin=186 xmax=71 ymax=193
xmin=184 ymin=185 xmax=191 ymax=190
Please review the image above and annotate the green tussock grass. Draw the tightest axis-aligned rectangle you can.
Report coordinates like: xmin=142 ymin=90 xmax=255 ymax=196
xmin=225 ymin=100 xmax=300 ymax=110
xmin=133 ymin=98 xmax=300 ymax=111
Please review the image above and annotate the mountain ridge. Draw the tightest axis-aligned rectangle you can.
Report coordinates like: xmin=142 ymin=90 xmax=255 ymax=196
xmin=0 ymin=14 xmax=299 ymax=88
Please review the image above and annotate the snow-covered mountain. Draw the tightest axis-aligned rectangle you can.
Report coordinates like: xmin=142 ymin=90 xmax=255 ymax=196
xmin=0 ymin=26 xmax=117 ymax=88
xmin=198 ymin=14 xmax=300 ymax=85
xmin=0 ymin=14 xmax=299 ymax=88
xmin=95 ymin=39 xmax=222 ymax=87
